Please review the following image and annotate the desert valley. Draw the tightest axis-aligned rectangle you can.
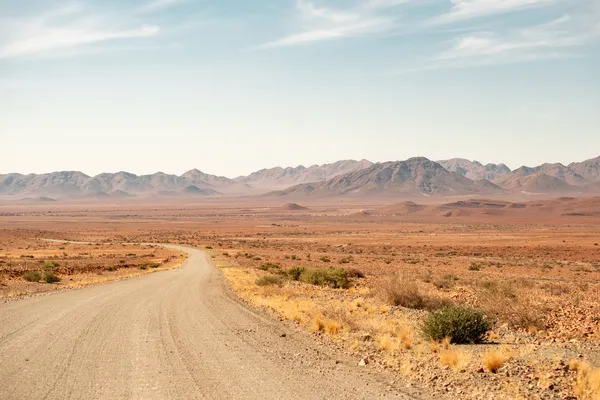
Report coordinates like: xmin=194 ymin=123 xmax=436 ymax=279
xmin=1 ymin=155 xmax=599 ymax=399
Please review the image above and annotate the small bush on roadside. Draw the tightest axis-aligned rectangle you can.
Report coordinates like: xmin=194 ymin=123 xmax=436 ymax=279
xmin=421 ymin=306 xmax=491 ymax=344
xmin=147 ymin=263 xmax=160 ymax=269
xmin=299 ymin=268 xmax=350 ymax=289
xmin=205 ymin=246 xmax=213 ymax=249
xmin=43 ymin=271 xmax=61 ymax=284
xmin=139 ymin=265 xmax=148 ymax=270
xmin=22 ymin=271 xmax=41 ymax=282
xmin=256 ymin=275 xmax=285 ymax=286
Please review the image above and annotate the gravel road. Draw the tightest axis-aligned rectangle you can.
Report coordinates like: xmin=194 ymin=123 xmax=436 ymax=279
xmin=0 ymin=245 xmax=422 ymax=400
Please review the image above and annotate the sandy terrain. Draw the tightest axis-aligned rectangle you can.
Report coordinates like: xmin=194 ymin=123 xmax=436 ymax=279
xmin=0 ymin=197 xmax=599 ymax=399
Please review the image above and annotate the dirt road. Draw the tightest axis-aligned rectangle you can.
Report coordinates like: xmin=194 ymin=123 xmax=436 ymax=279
xmin=0 ymin=245 xmax=420 ymax=399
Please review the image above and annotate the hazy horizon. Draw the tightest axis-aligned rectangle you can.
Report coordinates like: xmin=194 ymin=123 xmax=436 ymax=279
xmin=2 ymin=0 xmax=599 ymax=177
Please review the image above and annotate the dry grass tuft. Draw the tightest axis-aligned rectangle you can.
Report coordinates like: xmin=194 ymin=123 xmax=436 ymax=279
xmin=324 ymin=319 xmax=342 ymax=335
xmin=439 ymin=347 xmax=470 ymax=370
xmin=311 ymin=315 xmax=325 ymax=332
xmin=377 ymin=334 xmax=395 ymax=352
xmin=571 ymin=361 xmax=600 ymax=399
xmin=397 ymin=327 xmax=413 ymax=350
xmin=439 ymin=349 xmax=459 ymax=368
xmin=482 ymin=349 xmax=509 ymax=373
xmin=430 ymin=340 xmax=440 ymax=353
xmin=441 ymin=336 xmax=451 ymax=350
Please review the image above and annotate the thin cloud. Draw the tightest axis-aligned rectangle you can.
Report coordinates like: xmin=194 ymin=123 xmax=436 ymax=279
xmin=439 ymin=15 xmax=597 ymax=59
xmin=255 ymin=0 xmax=412 ymax=49
xmin=393 ymin=12 xmax=598 ymax=72
xmin=0 ymin=6 xmax=160 ymax=60
xmin=432 ymin=0 xmax=560 ymax=24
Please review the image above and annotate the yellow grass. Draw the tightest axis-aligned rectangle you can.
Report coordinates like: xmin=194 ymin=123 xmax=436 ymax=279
xmin=439 ymin=348 xmax=470 ymax=370
xmin=377 ymin=334 xmax=396 ymax=352
xmin=397 ymin=327 xmax=413 ymax=350
xmin=324 ymin=319 xmax=342 ymax=335
xmin=482 ymin=349 xmax=509 ymax=373
xmin=571 ymin=361 xmax=600 ymax=400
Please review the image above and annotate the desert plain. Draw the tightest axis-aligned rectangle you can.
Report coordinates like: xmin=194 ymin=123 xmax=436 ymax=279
xmin=1 ymin=195 xmax=599 ymax=399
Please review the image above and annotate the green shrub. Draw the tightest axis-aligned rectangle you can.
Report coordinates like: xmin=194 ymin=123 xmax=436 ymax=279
xmin=286 ymin=266 xmax=305 ymax=281
xmin=258 ymin=263 xmax=281 ymax=271
xmin=319 ymin=256 xmax=331 ymax=263
xmin=147 ymin=263 xmax=160 ymax=269
xmin=43 ymin=260 xmax=59 ymax=270
xmin=205 ymin=246 xmax=213 ymax=249
xmin=139 ymin=265 xmax=148 ymax=270
xmin=256 ymin=275 xmax=285 ymax=286
xmin=421 ymin=306 xmax=491 ymax=344
xmin=299 ymin=268 xmax=350 ymax=289
xmin=43 ymin=271 xmax=61 ymax=284
xmin=468 ymin=264 xmax=481 ymax=271
xmin=22 ymin=271 xmax=41 ymax=282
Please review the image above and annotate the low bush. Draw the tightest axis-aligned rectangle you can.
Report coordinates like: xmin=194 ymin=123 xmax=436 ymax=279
xmin=22 ymin=271 xmax=41 ymax=282
xmin=43 ymin=271 xmax=61 ymax=284
xmin=43 ymin=260 xmax=59 ymax=270
xmin=147 ymin=263 xmax=160 ymax=269
xmin=256 ymin=275 xmax=285 ymax=286
xmin=299 ymin=268 xmax=350 ymax=289
xmin=258 ymin=263 xmax=281 ymax=272
xmin=286 ymin=266 xmax=305 ymax=281
xmin=421 ymin=306 xmax=491 ymax=344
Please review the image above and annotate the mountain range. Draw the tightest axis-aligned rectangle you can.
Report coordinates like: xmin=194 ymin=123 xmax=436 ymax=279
xmin=1 ymin=156 xmax=599 ymax=201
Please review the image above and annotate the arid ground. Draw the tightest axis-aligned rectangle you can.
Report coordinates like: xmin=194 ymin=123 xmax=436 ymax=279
xmin=1 ymin=197 xmax=599 ymax=399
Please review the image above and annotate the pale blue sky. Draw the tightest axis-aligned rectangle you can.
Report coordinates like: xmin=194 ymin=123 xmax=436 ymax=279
xmin=1 ymin=0 xmax=599 ymax=177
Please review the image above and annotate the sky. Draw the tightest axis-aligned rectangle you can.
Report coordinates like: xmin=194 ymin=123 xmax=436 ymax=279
xmin=1 ymin=0 xmax=599 ymax=178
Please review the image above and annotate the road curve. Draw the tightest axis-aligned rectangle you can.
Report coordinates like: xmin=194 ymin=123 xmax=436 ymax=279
xmin=0 ymin=245 xmax=420 ymax=400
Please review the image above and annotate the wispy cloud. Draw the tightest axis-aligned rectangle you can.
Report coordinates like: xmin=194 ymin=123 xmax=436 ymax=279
xmin=432 ymin=0 xmax=561 ymax=24
xmin=255 ymin=0 xmax=411 ymax=49
xmin=440 ymin=14 xmax=598 ymax=60
xmin=0 ymin=5 xmax=160 ymax=60
xmin=394 ymin=10 xmax=599 ymax=71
